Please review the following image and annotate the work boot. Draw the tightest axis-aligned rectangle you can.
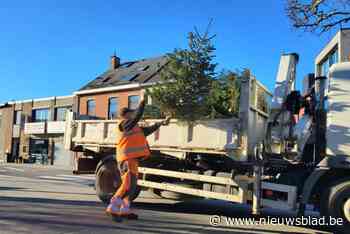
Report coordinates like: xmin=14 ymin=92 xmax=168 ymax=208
xmin=125 ymin=213 xmax=138 ymax=220
xmin=119 ymin=208 xmax=138 ymax=220
xmin=111 ymin=215 xmax=123 ymax=222
xmin=119 ymin=202 xmax=138 ymax=220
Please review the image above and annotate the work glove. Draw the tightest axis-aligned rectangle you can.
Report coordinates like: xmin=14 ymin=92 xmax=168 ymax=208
xmin=161 ymin=116 xmax=171 ymax=126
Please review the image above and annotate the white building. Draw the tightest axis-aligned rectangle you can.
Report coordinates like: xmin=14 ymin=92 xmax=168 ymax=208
xmin=315 ymin=29 xmax=350 ymax=76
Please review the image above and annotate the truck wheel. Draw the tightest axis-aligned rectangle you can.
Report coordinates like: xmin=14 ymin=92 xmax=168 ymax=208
xmin=95 ymin=156 xmax=141 ymax=204
xmin=320 ymin=177 xmax=350 ymax=232
xmin=95 ymin=156 xmax=120 ymax=204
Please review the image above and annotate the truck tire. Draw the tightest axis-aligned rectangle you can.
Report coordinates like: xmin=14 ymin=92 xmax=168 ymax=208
xmin=320 ymin=177 xmax=350 ymax=233
xmin=95 ymin=155 xmax=141 ymax=204
xmin=95 ymin=156 xmax=120 ymax=204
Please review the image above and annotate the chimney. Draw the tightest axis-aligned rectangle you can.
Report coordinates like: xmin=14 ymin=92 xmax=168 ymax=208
xmin=111 ymin=54 xmax=120 ymax=70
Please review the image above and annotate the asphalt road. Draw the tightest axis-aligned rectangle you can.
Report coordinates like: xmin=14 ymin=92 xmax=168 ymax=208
xmin=0 ymin=164 xmax=335 ymax=234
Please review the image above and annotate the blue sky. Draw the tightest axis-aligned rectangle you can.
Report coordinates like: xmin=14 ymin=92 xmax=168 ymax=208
xmin=0 ymin=1 xmax=340 ymax=103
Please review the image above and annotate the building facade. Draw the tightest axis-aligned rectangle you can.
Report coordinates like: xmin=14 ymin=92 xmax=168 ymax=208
xmin=300 ymin=29 xmax=350 ymax=94
xmin=0 ymin=104 xmax=14 ymax=163
xmin=75 ymin=55 xmax=167 ymax=119
xmin=0 ymin=55 xmax=167 ymax=169
xmin=315 ymin=28 xmax=350 ymax=77
xmin=0 ymin=95 xmax=74 ymax=167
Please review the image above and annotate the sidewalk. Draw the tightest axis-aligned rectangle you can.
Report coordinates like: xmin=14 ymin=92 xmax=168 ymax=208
xmin=0 ymin=162 xmax=73 ymax=171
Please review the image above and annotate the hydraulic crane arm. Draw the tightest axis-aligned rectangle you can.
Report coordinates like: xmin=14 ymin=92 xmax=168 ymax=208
xmin=271 ymin=53 xmax=299 ymax=111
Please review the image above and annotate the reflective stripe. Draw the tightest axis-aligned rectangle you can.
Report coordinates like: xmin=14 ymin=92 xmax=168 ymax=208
xmin=106 ymin=197 xmax=123 ymax=215
xmin=120 ymin=200 xmax=131 ymax=215
xmin=119 ymin=146 xmax=149 ymax=155
xmin=111 ymin=197 xmax=123 ymax=206
xmin=122 ymin=129 xmax=143 ymax=137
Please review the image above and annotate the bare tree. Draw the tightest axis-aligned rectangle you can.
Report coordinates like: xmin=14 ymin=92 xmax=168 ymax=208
xmin=286 ymin=0 xmax=350 ymax=33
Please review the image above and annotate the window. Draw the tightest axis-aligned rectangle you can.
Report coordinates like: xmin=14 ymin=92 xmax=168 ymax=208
xmin=108 ymin=97 xmax=119 ymax=119
xmin=128 ymin=95 xmax=140 ymax=110
xmin=32 ymin=108 xmax=50 ymax=122
xmin=87 ymin=100 xmax=96 ymax=117
xmin=319 ymin=47 xmax=339 ymax=76
xmin=29 ymin=139 xmax=48 ymax=155
xmin=55 ymin=107 xmax=69 ymax=121
xmin=321 ymin=60 xmax=329 ymax=77
xmin=13 ymin=111 xmax=22 ymax=125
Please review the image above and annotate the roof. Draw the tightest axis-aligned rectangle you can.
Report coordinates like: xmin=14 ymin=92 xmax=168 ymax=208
xmin=0 ymin=102 xmax=11 ymax=108
xmin=79 ymin=56 xmax=168 ymax=91
xmin=0 ymin=95 xmax=74 ymax=107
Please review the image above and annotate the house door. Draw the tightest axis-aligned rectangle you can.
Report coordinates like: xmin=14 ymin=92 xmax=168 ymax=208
xmin=11 ymin=139 xmax=20 ymax=162
xmin=29 ymin=139 xmax=49 ymax=165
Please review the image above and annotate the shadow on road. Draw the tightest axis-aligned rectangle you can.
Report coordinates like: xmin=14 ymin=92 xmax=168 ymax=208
xmin=0 ymin=196 xmax=333 ymax=234
xmin=135 ymin=199 xmax=250 ymax=217
xmin=0 ymin=196 xmax=102 ymax=207
xmin=0 ymin=186 xmax=94 ymax=196
xmin=0 ymin=186 xmax=26 ymax=191
xmin=0 ymin=214 xmax=303 ymax=234
xmin=134 ymin=199 xmax=333 ymax=234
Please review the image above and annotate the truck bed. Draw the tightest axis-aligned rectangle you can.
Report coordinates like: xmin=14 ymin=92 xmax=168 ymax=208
xmin=66 ymin=117 xmax=245 ymax=159
xmin=64 ymin=76 xmax=271 ymax=162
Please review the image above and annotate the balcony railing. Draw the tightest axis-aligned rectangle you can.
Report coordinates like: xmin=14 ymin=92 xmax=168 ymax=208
xmin=24 ymin=121 xmax=66 ymax=135
xmin=47 ymin=121 xmax=66 ymax=134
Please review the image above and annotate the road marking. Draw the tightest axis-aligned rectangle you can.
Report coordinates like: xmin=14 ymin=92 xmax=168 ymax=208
xmin=56 ymin=174 xmax=95 ymax=180
xmin=0 ymin=174 xmax=20 ymax=179
xmin=38 ymin=175 xmax=94 ymax=185
xmin=38 ymin=176 xmax=85 ymax=181
xmin=4 ymin=167 xmax=24 ymax=172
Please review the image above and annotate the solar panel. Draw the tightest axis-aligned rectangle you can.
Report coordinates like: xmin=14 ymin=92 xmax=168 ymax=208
xmin=138 ymin=65 xmax=150 ymax=71
xmin=119 ymin=73 xmax=139 ymax=82
xmin=120 ymin=62 xmax=135 ymax=68
xmin=102 ymin=76 xmax=112 ymax=83
xmin=119 ymin=75 xmax=133 ymax=81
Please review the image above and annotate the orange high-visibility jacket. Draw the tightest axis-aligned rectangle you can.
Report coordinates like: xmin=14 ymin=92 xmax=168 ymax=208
xmin=116 ymin=123 xmax=151 ymax=162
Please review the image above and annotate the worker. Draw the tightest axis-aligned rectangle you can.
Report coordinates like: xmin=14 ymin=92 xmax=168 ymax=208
xmin=106 ymin=97 xmax=171 ymax=220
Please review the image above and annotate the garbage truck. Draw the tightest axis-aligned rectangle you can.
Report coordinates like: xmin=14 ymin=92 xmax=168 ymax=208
xmin=64 ymin=53 xmax=350 ymax=232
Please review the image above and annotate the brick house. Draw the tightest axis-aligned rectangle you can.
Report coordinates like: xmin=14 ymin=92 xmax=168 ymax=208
xmin=74 ymin=55 xmax=167 ymax=119
xmin=0 ymin=96 xmax=74 ymax=167
xmin=67 ymin=55 xmax=167 ymax=172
